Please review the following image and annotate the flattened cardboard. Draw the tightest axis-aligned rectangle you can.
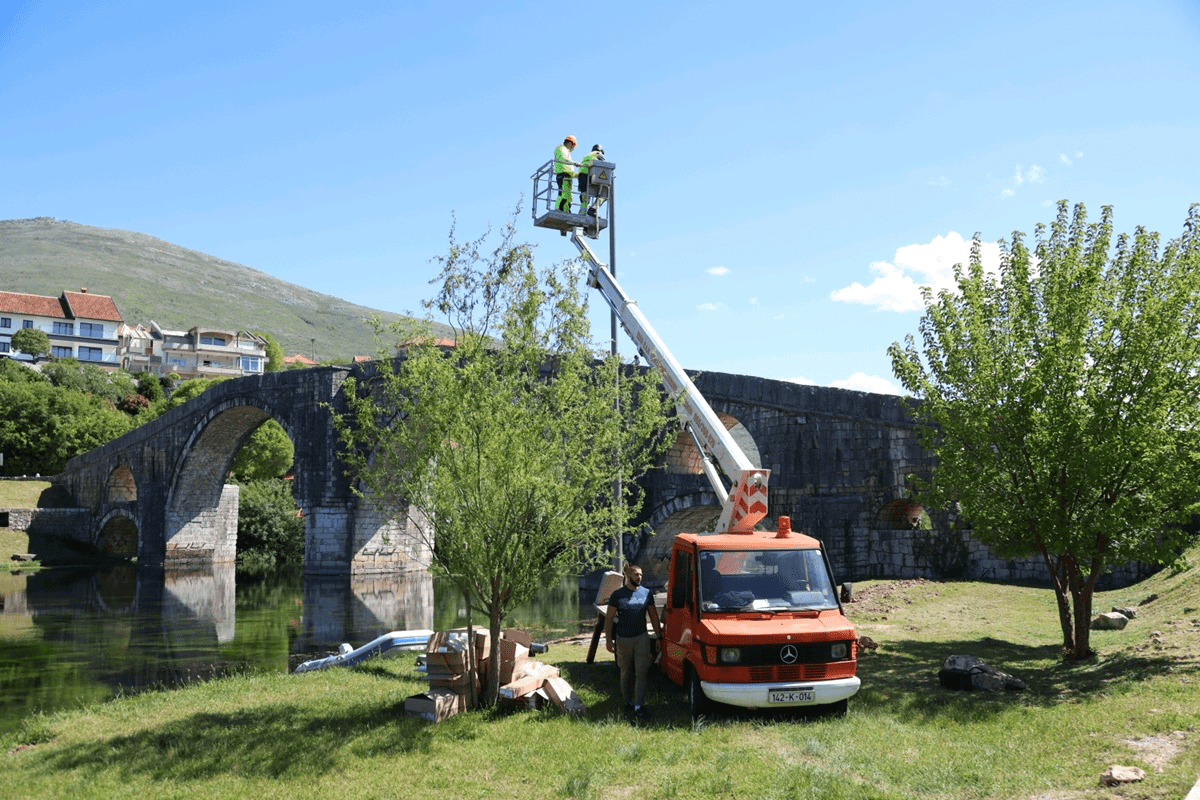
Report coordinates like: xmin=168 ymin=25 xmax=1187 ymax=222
xmin=496 ymin=661 xmax=559 ymax=699
xmin=544 ymin=676 xmax=587 ymax=716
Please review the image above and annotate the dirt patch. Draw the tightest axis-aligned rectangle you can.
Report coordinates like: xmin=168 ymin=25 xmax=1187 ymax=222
xmin=1122 ymin=731 xmax=1188 ymax=773
xmin=846 ymin=579 xmax=935 ymax=618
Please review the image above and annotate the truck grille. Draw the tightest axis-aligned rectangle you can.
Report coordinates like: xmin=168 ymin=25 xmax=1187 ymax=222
xmin=749 ymin=663 xmax=831 ymax=682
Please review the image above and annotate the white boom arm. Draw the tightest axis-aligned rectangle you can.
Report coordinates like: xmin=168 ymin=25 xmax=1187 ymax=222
xmin=570 ymin=232 xmax=770 ymax=533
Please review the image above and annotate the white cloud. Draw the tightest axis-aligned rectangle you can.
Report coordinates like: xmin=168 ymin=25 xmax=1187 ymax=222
xmin=1059 ymin=153 xmax=1072 ymax=165
xmin=748 ymin=297 xmax=759 ymax=305
xmin=697 ymin=302 xmax=720 ymax=312
xmin=928 ymin=176 xmax=950 ymax=187
xmin=786 ymin=376 xmax=817 ymax=386
xmin=707 ymin=266 xmax=729 ymax=276
xmin=831 ymin=232 xmax=1004 ymax=312
xmin=831 ymin=372 xmax=903 ymax=395
xmin=1009 ymin=163 xmax=1045 ymax=193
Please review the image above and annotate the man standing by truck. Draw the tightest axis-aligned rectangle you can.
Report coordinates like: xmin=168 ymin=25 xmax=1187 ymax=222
xmin=605 ymin=563 xmax=663 ymax=719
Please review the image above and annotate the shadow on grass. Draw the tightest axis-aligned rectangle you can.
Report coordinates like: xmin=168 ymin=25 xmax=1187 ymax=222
xmin=854 ymin=635 xmax=1191 ymax=721
xmin=31 ymin=699 xmax=435 ymax=781
xmin=556 ymin=634 xmax=1195 ymax=728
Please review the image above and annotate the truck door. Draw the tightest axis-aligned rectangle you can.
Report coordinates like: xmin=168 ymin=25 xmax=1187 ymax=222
xmin=663 ymin=545 xmax=694 ymax=685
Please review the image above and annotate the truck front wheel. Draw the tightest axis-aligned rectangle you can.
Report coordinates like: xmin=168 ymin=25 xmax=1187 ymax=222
xmin=687 ymin=667 xmax=709 ymax=718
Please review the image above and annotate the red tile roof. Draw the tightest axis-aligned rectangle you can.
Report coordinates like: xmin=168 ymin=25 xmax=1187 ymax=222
xmin=0 ymin=290 xmax=123 ymax=322
xmin=0 ymin=290 xmax=66 ymax=318
xmin=62 ymin=291 xmax=123 ymax=322
xmin=284 ymin=354 xmax=317 ymax=365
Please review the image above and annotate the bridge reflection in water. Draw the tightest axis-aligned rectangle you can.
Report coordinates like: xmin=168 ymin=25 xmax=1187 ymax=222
xmin=1 ymin=563 xmax=587 ymax=734
xmin=0 ymin=563 xmax=435 ymax=735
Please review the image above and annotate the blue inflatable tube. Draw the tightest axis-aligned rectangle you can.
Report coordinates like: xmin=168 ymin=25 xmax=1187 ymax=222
xmin=294 ymin=629 xmax=435 ymax=673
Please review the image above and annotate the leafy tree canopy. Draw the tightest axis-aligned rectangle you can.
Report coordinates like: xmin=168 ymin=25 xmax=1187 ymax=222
xmin=255 ymin=331 xmax=286 ymax=373
xmin=41 ymin=359 xmax=137 ymax=404
xmin=336 ymin=213 xmax=674 ymax=704
xmin=232 ymin=419 xmax=294 ymax=482
xmin=889 ymin=202 xmax=1200 ymax=660
xmin=0 ymin=379 xmax=132 ymax=475
xmin=10 ymin=327 xmax=50 ymax=358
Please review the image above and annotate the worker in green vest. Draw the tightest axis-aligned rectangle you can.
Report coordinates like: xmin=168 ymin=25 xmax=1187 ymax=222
xmin=553 ymin=135 xmax=579 ymax=213
xmin=578 ymin=144 xmax=605 ymax=216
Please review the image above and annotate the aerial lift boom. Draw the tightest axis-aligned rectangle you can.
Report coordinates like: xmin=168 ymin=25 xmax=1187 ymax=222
xmin=568 ymin=231 xmax=770 ymax=534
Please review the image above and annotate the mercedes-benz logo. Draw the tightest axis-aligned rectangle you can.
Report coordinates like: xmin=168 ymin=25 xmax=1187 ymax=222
xmin=780 ymin=644 xmax=798 ymax=664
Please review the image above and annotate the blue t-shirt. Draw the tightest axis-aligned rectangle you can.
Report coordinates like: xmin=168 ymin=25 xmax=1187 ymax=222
xmin=609 ymin=584 xmax=652 ymax=638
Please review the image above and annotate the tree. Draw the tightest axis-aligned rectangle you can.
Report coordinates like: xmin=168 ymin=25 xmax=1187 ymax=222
xmin=231 ymin=420 xmax=294 ymax=482
xmin=889 ymin=202 xmax=1200 ymax=660
xmin=255 ymin=331 xmax=286 ymax=373
xmin=336 ymin=214 xmax=673 ymax=704
xmin=236 ymin=477 xmax=305 ymax=571
xmin=0 ymin=379 xmax=132 ymax=475
xmin=10 ymin=328 xmax=50 ymax=359
xmin=135 ymin=372 xmax=164 ymax=403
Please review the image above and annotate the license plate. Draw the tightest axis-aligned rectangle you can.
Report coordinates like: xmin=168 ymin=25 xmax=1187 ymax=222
xmin=768 ymin=689 xmax=815 ymax=704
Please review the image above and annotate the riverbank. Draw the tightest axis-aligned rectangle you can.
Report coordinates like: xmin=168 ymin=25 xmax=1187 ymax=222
xmin=5 ymin=548 xmax=1198 ymax=800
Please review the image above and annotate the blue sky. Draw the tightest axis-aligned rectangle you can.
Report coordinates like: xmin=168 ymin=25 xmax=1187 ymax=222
xmin=3 ymin=1 xmax=1198 ymax=392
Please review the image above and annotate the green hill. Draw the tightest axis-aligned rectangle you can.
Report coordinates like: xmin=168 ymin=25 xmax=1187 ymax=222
xmin=0 ymin=217 xmax=448 ymax=362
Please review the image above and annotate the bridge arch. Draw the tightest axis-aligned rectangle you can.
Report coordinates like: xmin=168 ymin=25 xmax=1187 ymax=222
xmin=165 ymin=396 xmax=294 ymax=564
xmin=105 ymin=464 xmax=137 ymax=503
xmin=634 ymin=491 xmax=724 ymax=586
xmin=96 ymin=508 xmax=139 ymax=561
xmin=663 ymin=411 xmax=762 ymax=475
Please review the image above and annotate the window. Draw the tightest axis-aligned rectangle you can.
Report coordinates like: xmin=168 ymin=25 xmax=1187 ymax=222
xmin=0 ymin=318 xmax=10 ymax=328
xmin=51 ymin=346 xmax=73 ymax=359
xmin=79 ymin=346 xmax=103 ymax=361
xmin=53 ymin=322 xmax=74 ymax=335
xmin=240 ymin=356 xmax=263 ymax=372
xmin=22 ymin=320 xmax=33 ymax=328
xmin=79 ymin=322 xmax=104 ymax=337
xmin=0 ymin=342 xmax=9 ymax=353
xmin=200 ymin=335 xmax=227 ymax=347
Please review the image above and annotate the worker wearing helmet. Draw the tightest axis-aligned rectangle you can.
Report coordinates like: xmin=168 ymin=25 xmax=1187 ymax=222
xmin=578 ymin=144 xmax=605 ymax=217
xmin=553 ymin=135 xmax=579 ymax=214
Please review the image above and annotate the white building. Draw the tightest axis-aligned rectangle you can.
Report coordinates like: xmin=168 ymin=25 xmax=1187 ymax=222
xmin=118 ymin=321 xmax=268 ymax=379
xmin=0 ymin=288 xmax=123 ymax=368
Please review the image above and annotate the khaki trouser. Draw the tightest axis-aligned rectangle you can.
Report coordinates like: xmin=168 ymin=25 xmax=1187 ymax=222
xmin=615 ymin=632 xmax=652 ymax=706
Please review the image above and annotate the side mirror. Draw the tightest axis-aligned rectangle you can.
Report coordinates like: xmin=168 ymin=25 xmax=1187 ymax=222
xmin=840 ymin=582 xmax=853 ymax=603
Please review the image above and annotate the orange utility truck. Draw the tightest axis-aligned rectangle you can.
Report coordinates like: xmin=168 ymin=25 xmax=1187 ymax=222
xmin=533 ymin=161 xmax=860 ymax=716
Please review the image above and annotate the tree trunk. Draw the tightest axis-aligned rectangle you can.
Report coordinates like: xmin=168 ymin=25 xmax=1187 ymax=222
xmin=485 ymin=610 xmax=503 ymax=707
xmin=1066 ymin=556 xmax=1100 ymax=661
xmin=1041 ymin=547 xmax=1075 ymax=655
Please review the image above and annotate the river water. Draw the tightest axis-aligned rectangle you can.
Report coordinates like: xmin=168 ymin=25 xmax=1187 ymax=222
xmin=0 ymin=563 xmax=587 ymax=735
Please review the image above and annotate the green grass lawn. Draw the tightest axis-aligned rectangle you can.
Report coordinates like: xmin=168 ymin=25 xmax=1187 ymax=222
xmin=0 ymin=480 xmax=52 ymax=509
xmin=4 ymin=549 xmax=1198 ymax=799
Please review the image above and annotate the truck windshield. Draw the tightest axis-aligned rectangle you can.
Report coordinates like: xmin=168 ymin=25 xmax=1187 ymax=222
xmin=698 ymin=549 xmax=838 ymax=612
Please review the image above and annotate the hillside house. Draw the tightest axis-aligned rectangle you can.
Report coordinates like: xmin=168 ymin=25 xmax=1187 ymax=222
xmin=0 ymin=288 xmax=124 ymax=368
xmin=119 ymin=321 xmax=268 ymax=379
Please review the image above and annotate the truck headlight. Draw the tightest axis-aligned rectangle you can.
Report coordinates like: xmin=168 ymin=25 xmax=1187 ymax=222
xmin=830 ymin=643 xmax=849 ymax=660
xmin=719 ymin=647 xmax=741 ymax=663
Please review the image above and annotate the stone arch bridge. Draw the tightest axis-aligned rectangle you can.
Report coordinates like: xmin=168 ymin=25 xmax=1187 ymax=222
xmin=53 ymin=362 xmax=939 ymax=580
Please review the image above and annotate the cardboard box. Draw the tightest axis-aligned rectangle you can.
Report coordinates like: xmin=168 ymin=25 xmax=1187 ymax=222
xmin=493 ymin=637 xmax=531 ymax=686
xmin=595 ymin=571 xmax=624 ymax=607
xmin=404 ymin=689 xmax=466 ymax=723
xmin=426 ymin=629 xmax=489 ymax=656
xmin=425 ymin=650 xmax=470 ymax=673
xmin=544 ymin=677 xmax=587 ymax=716
xmin=497 ymin=660 xmax=559 ymax=700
